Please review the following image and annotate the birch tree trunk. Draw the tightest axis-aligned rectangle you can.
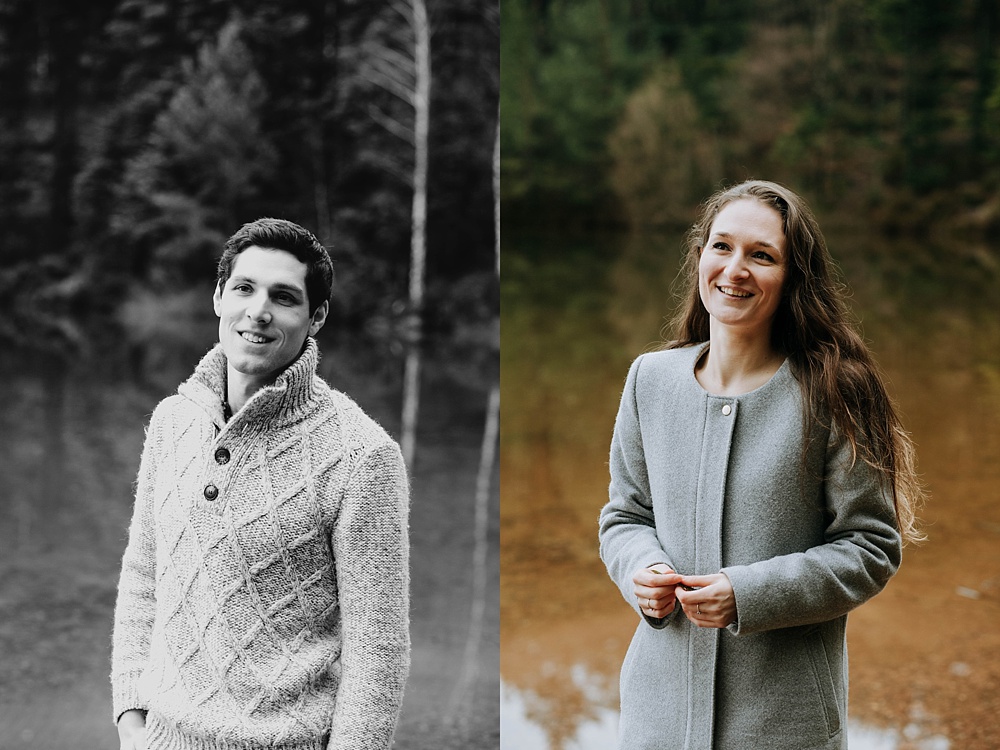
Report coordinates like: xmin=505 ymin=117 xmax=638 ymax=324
xmin=400 ymin=344 xmax=421 ymax=470
xmin=359 ymin=0 xmax=432 ymax=319
xmin=358 ymin=0 xmax=433 ymax=469
xmin=409 ymin=0 xmax=431 ymax=315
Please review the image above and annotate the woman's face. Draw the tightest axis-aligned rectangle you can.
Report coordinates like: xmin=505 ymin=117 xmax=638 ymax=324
xmin=698 ymin=198 xmax=788 ymax=339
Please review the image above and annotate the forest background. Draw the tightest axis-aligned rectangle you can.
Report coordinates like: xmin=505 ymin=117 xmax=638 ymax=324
xmin=0 ymin=2 xmax=501 ymax=747
xmin=499 ymin=1 xmax=1000 ymax=748
xmin=501 ymin=0 xmax=1000 ymax=234
xmin=0 ymin=0 xmax=500 ymax=349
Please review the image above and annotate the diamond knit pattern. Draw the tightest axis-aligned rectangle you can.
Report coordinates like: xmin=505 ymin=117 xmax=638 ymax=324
xmin=112 ymin=339 xmax=410 ymax=750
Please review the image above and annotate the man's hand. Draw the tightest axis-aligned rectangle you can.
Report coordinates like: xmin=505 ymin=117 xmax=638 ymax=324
xmin=117 ymin=709 xmax=147 ymax=750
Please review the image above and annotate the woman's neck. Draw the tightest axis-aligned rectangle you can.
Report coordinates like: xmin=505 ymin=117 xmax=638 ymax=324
xmin=696 ymin=322 xmax=784 ymax=396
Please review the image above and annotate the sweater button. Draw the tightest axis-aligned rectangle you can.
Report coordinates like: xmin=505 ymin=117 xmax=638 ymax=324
xmin=721 ymin=404 xmax=732 ymax=416
xmin=204 ymin=484 xmax=219 ymax=501
xmin=214 ymin=447 xmax=230 ymax=464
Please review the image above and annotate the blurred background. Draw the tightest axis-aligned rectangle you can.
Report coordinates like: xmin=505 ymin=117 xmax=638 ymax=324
xmin=500 ymin=2 xmax=1000 ymax=749
xmin=0 ymin=1 xmax=499 ymax=748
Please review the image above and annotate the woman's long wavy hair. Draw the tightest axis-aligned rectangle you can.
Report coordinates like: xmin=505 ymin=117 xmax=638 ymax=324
xmin=666 ymin=180 xmax=924 ymax=543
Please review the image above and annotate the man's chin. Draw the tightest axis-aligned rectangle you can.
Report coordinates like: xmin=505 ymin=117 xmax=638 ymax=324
xmin=225 ymin=351 xmax=283 ymax=378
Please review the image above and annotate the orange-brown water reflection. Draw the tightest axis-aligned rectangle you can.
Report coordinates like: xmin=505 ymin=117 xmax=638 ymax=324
xmin=500 ymin=228 xmax=1000 ymax=749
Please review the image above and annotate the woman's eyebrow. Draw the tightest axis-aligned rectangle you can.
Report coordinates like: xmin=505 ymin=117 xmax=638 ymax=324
xmin=710 ymin=231 xmax=780 ymax=251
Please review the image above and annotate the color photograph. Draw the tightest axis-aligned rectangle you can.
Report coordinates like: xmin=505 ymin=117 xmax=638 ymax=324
xmin=501 ymin=2 xmax=1000 ymax=748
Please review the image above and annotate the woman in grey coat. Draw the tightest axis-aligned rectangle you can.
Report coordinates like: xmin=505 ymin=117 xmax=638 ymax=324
xmin=599 ymin=181 xmax=923 ymax=750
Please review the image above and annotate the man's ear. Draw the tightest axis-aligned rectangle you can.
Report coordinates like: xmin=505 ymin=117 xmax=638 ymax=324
xmin=213 ymin=283 xmax=223 ymax=317
xmin=308 ymin=300 xmax=329 ymax=337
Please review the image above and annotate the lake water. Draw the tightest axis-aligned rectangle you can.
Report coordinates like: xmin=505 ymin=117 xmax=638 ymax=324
xmin=0 ymin=315 xmax=499 ymax=749
xmin=500 ymin=227 xmax=1000 ymax=749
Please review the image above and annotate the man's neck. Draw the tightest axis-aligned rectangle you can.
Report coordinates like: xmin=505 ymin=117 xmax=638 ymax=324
xmin=225 ymin=367 xmax=274 ymax=416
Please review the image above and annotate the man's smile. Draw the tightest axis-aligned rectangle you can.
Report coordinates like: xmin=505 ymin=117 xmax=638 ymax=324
xmin=239 ymin=330 xmax=273 ymax=344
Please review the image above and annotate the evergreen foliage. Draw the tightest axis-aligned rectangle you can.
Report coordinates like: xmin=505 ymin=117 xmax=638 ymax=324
xmin=116 ymin=19 xmax=276 ymax=284
xmin=502 ymin=0 xmax=1000 ymax=232
xmin=0 ymin=0 xmax=499 ymax=340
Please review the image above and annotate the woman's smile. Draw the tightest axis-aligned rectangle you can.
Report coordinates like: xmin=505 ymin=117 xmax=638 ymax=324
xmin=717 ymin=285 xmax=753 ymax=299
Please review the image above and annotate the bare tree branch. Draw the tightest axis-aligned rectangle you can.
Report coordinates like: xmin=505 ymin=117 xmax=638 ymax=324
xmin=360 ymin=149 xmax=413 ymax=186
xmin=358 ymin=65 xmax=415 ymax=106
xmin=368 ymin=102 xmax=416 ymax=147
xmin=389 ymin=0 xmax=414 ymax=25
xmin=365 ymin=52 xmax=416 ymax=91
xmin=363 ymin=42 xmax=416 ymax=82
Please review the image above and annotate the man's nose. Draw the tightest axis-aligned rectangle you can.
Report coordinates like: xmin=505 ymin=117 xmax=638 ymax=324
xmin=246 ymin=293 xmax=272 ymax=323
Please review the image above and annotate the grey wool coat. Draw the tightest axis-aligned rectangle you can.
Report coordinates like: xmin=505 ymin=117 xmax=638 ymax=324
xmin=599 ymin=343 xmax=902 ymax=750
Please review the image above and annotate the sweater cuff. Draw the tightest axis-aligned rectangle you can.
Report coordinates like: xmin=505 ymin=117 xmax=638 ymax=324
xmin=112 ymin=673 xmax=146 ymax=725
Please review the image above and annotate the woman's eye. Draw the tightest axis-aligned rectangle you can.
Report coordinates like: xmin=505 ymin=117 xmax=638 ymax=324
xmin=713 ymin=242 xmax=730 ymax=251
xmin=753 ymin=251 xmax=774 ymax=262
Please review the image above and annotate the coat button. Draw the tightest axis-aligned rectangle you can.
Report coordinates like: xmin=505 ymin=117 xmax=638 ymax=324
xmin=721 ymin=404 xmax=732 ymax=416
xmin=214 ymin=447 xmax=230 ymax=464
xmin=204 ymin=484 xmax=219 ymax=501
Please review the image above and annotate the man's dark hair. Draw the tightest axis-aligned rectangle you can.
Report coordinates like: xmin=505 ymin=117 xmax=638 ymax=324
xmin=217 ymin=218 xmax=333 ymax=314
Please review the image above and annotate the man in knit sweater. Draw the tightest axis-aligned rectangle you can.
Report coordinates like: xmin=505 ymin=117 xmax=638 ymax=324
xmin=112 ymin=218 xmax=410 ymax=750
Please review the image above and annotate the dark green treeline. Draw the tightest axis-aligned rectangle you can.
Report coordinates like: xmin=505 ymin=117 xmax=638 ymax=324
xmin=501 ymin=0 xmax=1000 ymax=232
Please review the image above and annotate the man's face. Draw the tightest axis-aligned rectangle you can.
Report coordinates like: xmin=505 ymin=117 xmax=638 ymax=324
xmin=213 ymin=246 xmax=327 ymax=386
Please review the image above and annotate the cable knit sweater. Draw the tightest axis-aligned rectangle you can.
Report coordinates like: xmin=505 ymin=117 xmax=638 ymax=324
xmin=111 ymin=338 xmax=410 ymax=750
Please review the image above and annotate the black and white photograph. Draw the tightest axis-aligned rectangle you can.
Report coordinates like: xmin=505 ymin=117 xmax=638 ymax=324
xmin=0 ymin=2 xmax=498 ymax=748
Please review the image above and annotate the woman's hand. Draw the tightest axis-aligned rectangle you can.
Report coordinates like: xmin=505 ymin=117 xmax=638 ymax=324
xmin=675 ymin=573 xmax=737 ymax=629
xmin=117 ymin=709 xmax=148 ymax=750
xmin=632 ymin=565 xmax=683 ymax=619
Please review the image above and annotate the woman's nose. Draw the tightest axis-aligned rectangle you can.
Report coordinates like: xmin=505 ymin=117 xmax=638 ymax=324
xmin=725 ymin=253 xmax=750 ymax=279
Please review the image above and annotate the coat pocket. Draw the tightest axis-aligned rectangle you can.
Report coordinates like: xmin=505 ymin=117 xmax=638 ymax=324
xmin=805 ymin=628 xmax=842 ymax=737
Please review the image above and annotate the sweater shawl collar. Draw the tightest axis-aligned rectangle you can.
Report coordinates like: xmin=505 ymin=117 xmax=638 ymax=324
xmin=178 ymin=336 xmax=320 ymax=430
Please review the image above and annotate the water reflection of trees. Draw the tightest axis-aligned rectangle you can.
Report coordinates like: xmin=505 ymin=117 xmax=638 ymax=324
xmin=502 ymin=231 xmax=1000 ymax=749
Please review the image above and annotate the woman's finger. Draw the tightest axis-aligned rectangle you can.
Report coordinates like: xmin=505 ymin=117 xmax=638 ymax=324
xmin=643 ymin=599 xmax=674 ymax=618
xmin=633 ymin=568 xmax=682 ymax=588
xmin=677 ymin=573 xmax=721 ymax=589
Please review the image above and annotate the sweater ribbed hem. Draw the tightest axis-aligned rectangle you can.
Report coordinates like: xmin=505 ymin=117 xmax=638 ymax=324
xmin=145 ymin=712 xmax=328 ymax=750
xmin=111 ymin=675 xmax=145 ymax=725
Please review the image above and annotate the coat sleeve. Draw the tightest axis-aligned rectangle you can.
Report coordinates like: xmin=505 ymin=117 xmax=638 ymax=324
xmin=599 ymin=355 xmax=679 ymax=629
xmin=721 ymin=428 xmax=903 ymax=636
xmin=327 ymin=441 xmax=411 ymax=750
xmin=111 ymin=408 xmax=162 ymax=723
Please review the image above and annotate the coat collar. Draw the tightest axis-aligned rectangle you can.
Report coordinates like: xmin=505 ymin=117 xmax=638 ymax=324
xmin=178 ymin=337 xmax=320 ymax=430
